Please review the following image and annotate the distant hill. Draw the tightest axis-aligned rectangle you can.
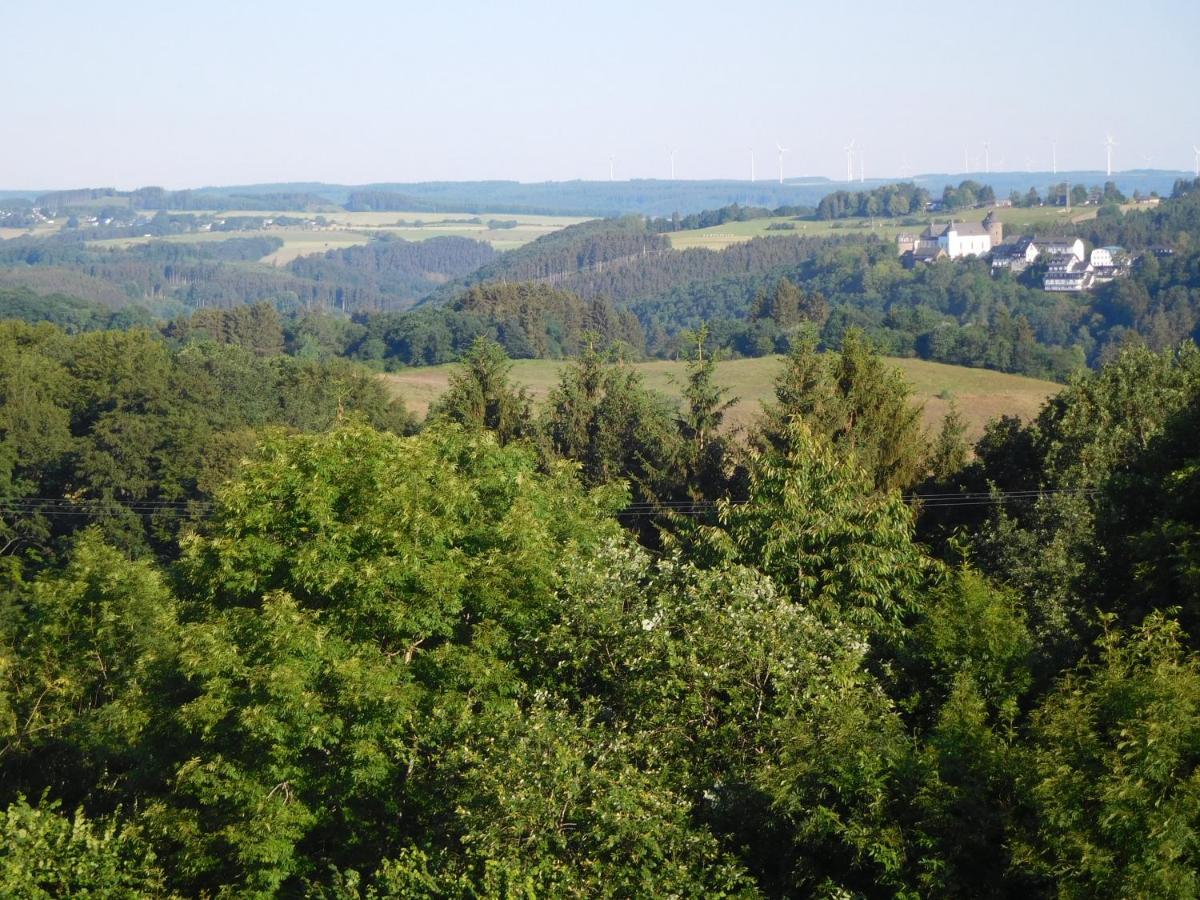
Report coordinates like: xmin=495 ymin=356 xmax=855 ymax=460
xmin=9 ymin=171 xmax=1190 ymax=219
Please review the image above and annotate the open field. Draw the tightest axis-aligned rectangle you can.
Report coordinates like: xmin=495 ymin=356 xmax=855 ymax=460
xmin=82 ymin=209 xmax=592 ymax=262
xmin=382 ymin=355 xmax=1059 ymax=438
xmin=665 ymin=204 xmax=1104 ymax=251
xmin=87 ymin=229 xmax=374 ymax=264
xmin=0 ymin=223 xmax=63 ymax=241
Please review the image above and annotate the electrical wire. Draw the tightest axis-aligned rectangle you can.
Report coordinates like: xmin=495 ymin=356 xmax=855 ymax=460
xmin=0 ymin=488 xmax=1101 ymax=521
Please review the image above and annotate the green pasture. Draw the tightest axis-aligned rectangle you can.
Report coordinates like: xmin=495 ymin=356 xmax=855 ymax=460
xmin=665 ymin=204 xmax=1104 ymax=251
xmin=382 ymin=354 xmax=1059 ymax=438
xmin=82 ymin=209 xmax=591 ymax=262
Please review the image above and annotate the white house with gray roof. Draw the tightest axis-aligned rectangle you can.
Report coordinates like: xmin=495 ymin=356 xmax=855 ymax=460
xmin=897 ymin=213 xmax=1003 ymax=262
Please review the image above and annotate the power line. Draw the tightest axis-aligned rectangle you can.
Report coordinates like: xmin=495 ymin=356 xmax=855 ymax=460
xmin=0 ymin=487 xmax=1101 ymax=523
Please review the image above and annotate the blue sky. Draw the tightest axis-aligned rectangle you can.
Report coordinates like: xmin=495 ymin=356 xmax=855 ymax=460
xmin=4 ymin=0 xmax=1198 ymax=188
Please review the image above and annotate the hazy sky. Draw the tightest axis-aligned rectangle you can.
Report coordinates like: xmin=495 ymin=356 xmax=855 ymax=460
xmin=4 ymin=0 xmax=1198 ymax=189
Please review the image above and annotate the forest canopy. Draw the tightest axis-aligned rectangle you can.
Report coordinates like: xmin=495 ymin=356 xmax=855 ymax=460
xmin=2 ymin=317 xmax=1200 ymax=895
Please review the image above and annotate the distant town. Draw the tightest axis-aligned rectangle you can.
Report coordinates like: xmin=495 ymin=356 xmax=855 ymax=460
xmin=896 ymin=193 xmax=1169 ymax=292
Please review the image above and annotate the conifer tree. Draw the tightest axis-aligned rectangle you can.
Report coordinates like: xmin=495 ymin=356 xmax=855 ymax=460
xmin=758 ymin=327 xmax=927 ymax=491
xmin=428 ymin=336 xmax=533 ymax=444
xmin=675 ymin=325 xmax=736 ymax=499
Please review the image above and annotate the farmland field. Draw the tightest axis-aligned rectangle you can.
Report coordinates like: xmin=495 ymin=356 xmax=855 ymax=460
xmin=382 ymin=355 xmax=1059 ymax=438
xmin=83 ymin=209 xmax=592 ymax=262
xmin=665 ymin=204 xmax=1105 ymax=251
xmin=0 ymin=224 xmax=62 ymax=241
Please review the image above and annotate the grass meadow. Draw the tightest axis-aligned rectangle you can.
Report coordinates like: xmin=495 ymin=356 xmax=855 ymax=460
xmin=382 ymin=354 xmax=1059 ymax=439
xmin=81 ymin=209 xmax=590 ymax=263
xmin=665 ymin=204 xmax=1104 ymax=250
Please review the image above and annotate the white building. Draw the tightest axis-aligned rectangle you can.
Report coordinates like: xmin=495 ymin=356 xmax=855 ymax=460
xmin=1090 ymin=246 xmax=1128 ymax=268
xmin=900 ymin=214 xmax=1003 ymax=262
xmin=937 ymin=221 xmax=993 ymax=258
xmin=991 ymin=237 xmax=1040 ymax=273
xmin=1036 ymin=237 xmax=1086 ymax=263
xmin=1044 ymin=256 xmax=1094 ymax=292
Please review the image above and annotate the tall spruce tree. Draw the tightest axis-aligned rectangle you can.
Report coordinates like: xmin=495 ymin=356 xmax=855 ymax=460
xmin=675 ymin=325 xmax=736 ymax=500
xmin=541 ymin=341 xmax=680 ymax=498
xmin=428 ymin=336 xmax=533 ymax=444
xmin=758 ymin=327 xmax=927 ymax=492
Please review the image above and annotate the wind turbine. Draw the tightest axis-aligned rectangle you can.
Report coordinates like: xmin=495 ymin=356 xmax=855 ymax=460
xmin=1104 ymin=134 xmax=1116 ymax=177
xmin=859 ymin=146 xmax=865 ymax=184
xmin=776 ymin=142 xmax=789 ymax=184
xmin=1193 ymin=145 xmax=1199 ymax=178
xmin=963 ymin=145 xmax=970 ymax=174
xmin=982 ymin=141 xmax=991 ymax=174
xmin=608 ymin=155 xmax=615 ymax=182
xmin=843 ymin=138 xmax=855 ymax=183
xmin=750 ymin=148 xmax=756 ymax=182
xmin=1052 ymin=139 xmax=1057 ymax=175
xmin=669 ymin=149 xmax=677 ymax=180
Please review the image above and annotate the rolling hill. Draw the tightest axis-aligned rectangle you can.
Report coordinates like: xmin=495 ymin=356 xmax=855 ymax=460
xmin=382 ymin=354 xmax=1059 ymax=439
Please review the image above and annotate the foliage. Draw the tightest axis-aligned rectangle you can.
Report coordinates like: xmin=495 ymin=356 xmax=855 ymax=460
xmin=757 ymin=328 xmax=928 ymax=492
xmin=1017 ymin=613 xmax=1200 ymax=899
xmin=428 ymin=336 xmax=535 ymax=443
xmin=540 ymin=344 xmax=682 ymax=499
xmin=674 ymin=326 xmax=738 ymax=500
xmin=714 ymin=420 xmax=928 ymax=641
xmin=0 ymin=322 xmax=413 ymax=558
xmin=0 ymin=798 xmax=168 ymax=898
xmin=5 ymin=301 xmax=1200 ymax=896
xmin=958 ymin=343 xmax=1200 ymax=665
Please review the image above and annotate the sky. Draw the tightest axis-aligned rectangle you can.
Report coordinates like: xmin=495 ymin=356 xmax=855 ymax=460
xmin=3 ymin=0 xmax=1199 ymax=189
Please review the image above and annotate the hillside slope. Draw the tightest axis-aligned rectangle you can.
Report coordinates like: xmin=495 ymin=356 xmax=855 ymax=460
xmin=382 ymin=354 xmax=1058 ymax=438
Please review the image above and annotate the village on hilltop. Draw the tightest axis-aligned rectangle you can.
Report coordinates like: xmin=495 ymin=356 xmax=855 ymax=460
xmin=896 ymin=211 xmax=1135 ymax=292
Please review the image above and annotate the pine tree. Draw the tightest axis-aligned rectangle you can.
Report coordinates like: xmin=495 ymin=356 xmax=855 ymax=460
xmin=926 ymin=401 xmax=970 ymax=482
xmin=758 ymin=327 xmax=927 ymax=492
xmin=675 ymin=325 xmax=736 ymax=499
xmin=428 ymin=336 xmax=533 ymax=444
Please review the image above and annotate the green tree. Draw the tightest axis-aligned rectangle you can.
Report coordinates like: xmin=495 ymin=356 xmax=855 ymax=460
xmin=1017 ymin=612 xmax=1200 ymax=898
xmin=0 ymin=799 xmax=168 ymax=899
xmin=925 ymin=401 xmax=969 ymax=482
xmin=758 ymin=328 xmax=927 ymax=492
xmin=714 ymin=421 xmax=928 ymax=641
xmin=675 ymin=326 xmax=737 ymax=500
xmin=968 ymin=343 xmax=1200 ymax=665
xmin=427 ymin=336 xmax=533 ymax=444
xmin=539 ymin=533 xmax=922 ymax=896
xmin=0 ymin=532 xmax=178 ymax=801
xmin=541 ymin=343 xmax=681 ymax=498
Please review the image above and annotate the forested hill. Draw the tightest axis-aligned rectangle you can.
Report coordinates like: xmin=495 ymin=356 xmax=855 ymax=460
xmin=13 ymin=170 xmax=1189 ymax=217
xmin=0 ymin=233 xmax=497 ymax=314
xmin=422 ymin=215 xmax=844 ymax=309
xmin=285 ymin=236 xmax=497 ymax=309
xmin=422 ymin=216 xmax=673 ymax=303
xmin=411 ymin=184 xmax=1200 ymax=379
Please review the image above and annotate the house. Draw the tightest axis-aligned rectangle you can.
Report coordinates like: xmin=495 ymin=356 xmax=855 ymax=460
xmin=1044 ymin=256 xmax=1094 ymax=292
xmin=991 ymin=237 xmax=1039 ymax=274
xmin=1035 ymin=237 xmax=1086 ymax=263
xmin=897 ymin=214 xmax=1002 ymax=261
xmin=933 ymin=220 xmax=993 ymax=259
xmin=900 ymin=245 xmax=948 ymax=267
xmin=1091 ymin=246 xmax=1131 ymax=284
